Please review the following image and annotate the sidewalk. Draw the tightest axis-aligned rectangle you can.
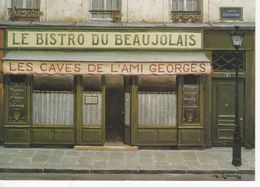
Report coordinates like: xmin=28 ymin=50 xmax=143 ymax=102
xmin=0 ymin=146 xmax=255 ymax=175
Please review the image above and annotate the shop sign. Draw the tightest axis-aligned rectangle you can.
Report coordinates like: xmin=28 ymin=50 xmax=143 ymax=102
xmin=8 ymin=83 xmax=27 ymax=122
xmin=4 ymin=61 xmax=211 ymax=75
xmin=220 ymin=7 xmax=243 ymax=20
xmin=6 ymin=30 xmax=202 ymax=49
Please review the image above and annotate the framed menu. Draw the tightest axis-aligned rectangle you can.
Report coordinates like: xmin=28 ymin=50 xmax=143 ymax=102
xmin=182 ymin=84 xmax=200 ymax=124
xmin=8 ymin=83 xmax=27 ymax=122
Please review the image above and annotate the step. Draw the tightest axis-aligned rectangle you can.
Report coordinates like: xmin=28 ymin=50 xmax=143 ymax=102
xmin=73 ymin=145 xmax=139 ymax=151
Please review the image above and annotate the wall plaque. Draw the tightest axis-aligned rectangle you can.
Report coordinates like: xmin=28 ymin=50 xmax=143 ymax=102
xmin=85 ymin=95 xmax=98 ymax=105
xmin=8 ymin=83 xmax=27 ymax=122
xmin=183 ymin=85 xmax=199 ymax=124
xmin=220 ymin=7 xmax=243 ymax=20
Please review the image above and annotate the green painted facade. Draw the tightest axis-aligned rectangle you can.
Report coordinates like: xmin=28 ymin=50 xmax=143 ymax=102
xmin=1 ymin=26 xmax=255 ymax=148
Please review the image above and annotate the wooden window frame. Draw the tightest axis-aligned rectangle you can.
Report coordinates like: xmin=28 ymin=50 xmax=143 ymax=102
xmin=90 ymin=0 xmax=122 ymax=22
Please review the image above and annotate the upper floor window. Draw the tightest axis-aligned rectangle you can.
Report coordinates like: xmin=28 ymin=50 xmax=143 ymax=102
xmin=9 ymin=0 xmax=41 ymax=21
xmin=171 ymin=0 xmax=202 ymax=23
xmin=11 ymin=0 xmax=40 ymax=9
xmin=90 ymin=0 xmax=122 ymax=22
xmin=172 ymin=0 xmax=200 ymax=12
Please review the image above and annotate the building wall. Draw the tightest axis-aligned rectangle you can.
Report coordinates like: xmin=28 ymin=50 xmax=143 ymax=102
xmin=41 ymin=0 xmax=89 ymax=22
xmin=123 ymin=0 xmax=170 ymax=23
xmin=0 ymin=0 xmax=7 ymax=20
xmin=204 ymin=0 xmax=255 ymax=23
xmin=0 ymin=0 xmax=255 ymax=23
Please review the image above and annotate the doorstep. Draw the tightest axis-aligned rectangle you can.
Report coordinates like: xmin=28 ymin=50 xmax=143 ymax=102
xmin=73 ymin=145 xmax=139 ymax=151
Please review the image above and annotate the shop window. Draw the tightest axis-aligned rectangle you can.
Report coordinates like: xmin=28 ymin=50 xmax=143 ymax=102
xmin=212 ymin=51 xmax=244 ymax=72
xmin=7 ymin=75 xmax=27 ymax=123
xmin=82 ymin=76 xmax=103 ymax=126
xmin=171 ymin=0 xmax=202 ymax=23
xmin=9 ymin=0 xmax=41 ymax=21
xmin=32 ymin=75 xmax=74 ymax=126
xmin=90 ymin=0 xmax=122 ymax=22
xmin=138 ymin=76 xmax=177 ymax=127
xmin=182 ymin=75 xmax=200 ymax=124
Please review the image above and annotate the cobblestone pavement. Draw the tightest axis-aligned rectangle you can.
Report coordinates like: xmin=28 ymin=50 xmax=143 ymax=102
xmin=0 ymin=147 xmax=255 ymax=174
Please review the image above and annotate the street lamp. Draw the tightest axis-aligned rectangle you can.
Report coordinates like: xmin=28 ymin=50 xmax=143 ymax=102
xmin=230 ymin=26 xmax=244 ymax=166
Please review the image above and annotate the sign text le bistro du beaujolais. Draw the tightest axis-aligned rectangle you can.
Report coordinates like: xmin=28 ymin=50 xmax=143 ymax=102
xmin=5 ymin=30 xmax=211 ymax=75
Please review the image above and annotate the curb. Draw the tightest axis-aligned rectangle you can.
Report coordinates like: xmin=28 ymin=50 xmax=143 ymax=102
xmin=0 ymin=168 xmax=255 ymax=175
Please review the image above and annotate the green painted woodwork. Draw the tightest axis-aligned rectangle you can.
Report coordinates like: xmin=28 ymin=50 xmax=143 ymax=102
xmin=4 ymin=75 xmax=31 ymax=146
xmin=211 ymin=78 xmax=245 ymax=146
xmin=124 ymin=125 xmax=131 ymax=144
xmin=31 ymin=128 xmax=75 ymax=144
xmin=245 ymin=51 xmax=255 ymax=148
xmin=76 ymin=76 xmax=105 ymax=145
xmin=204 ymin=30 xmax=254 ymax=50
xmin=130 ymin=77 xmax=138 ymax=145
xmin=2 ymin=28 xmax=255 ymax=148
xmin=4 ymin=127 xmax=30 ymax=145
xmin=137 ymin=128 xmax=177 ymax=145
xmin=178 ymin=129 xmax=204 ymax=146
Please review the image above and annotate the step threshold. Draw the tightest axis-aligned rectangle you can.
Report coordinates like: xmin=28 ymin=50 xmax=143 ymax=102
xmin=74 ymin=145 xmax=139 ymax=151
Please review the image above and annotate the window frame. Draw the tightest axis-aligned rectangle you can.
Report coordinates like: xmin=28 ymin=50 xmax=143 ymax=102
xmin=11 ymin=0 xmax=40 ymax=9
xmin=90 ymin=0 xmax=121 ymax=21
xmin=172 ymin=0 xmax=200 ymax=12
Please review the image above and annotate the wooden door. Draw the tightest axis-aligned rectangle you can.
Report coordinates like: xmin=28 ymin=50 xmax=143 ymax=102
xmin=212 ymin=78 xmax=245 ymax=146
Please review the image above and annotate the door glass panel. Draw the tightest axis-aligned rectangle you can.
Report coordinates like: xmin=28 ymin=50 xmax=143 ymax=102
xmin=82 ymin=92 xmax=102 ymax=126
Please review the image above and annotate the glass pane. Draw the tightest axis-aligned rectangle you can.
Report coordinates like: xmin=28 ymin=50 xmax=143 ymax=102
xmin=17 ymin=0 xmax=24 ymax=8
xmin=179 ymin=0 xmax=184 ymax=11
xmin=92 ymin=0 xmax=99 ymax=9
xmin=11 ymin=0 xmax=17 ymax=8
xmin=83 ymin=92 xmax=102 ymax=126
xmin=107 ymin=0 xmax=112 ymax=10
xmin=187 ymin=0 xmax=198 ymax=11
xmin=33 ymin=91 xmax=74 ymax=126
xmin=111 ymin=0 xmax=118 ymax=10
xmin=172 ymin=0 xmax=178 ymax=11
xmin=212 ymin=51 xmax=244 ymax=72
xmin=26 ymin=0 xmax=32 ymax=8
xmin=31 ymin=0 xmax=40 ymax=8
xmin=98 ymin=0 xmax=104 ymax=10
xmin=138 ymin=92 xmax=177 ymax=126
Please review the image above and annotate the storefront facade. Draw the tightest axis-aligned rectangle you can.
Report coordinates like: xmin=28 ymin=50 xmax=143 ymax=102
xmin=0 ymin=25 xmax=255 ymax=149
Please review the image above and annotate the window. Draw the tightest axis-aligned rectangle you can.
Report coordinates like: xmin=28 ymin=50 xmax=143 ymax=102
xmin=171 ymin=0 xmax=201 ymax=23
xmin=212 ymin=51 xmax=245 ymax=72
xmin=172 ymin=0 xmax=200 ymax=11
xmin=32 ymin=75 xmax=75 ymax=126
xmin=9 ymin=0 xmax=41 ymax=21
xmin=11 ymin=0 xmax=40 ymax=9
xmin=138 ymin=76 xmax=177 ymax=127
xmin=91 ymin=0 xmax=121 ymax=20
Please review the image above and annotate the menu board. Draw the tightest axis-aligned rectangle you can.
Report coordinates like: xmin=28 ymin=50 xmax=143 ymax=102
xmin=183 ymin=85 xmax=200 ymax=124
xmin=8 ymin=83 xmax=27 ymax=122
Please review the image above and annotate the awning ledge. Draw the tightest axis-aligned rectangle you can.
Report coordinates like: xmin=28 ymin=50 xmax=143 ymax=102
xmin=3 ymin=51 xmax=211 ymax=76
